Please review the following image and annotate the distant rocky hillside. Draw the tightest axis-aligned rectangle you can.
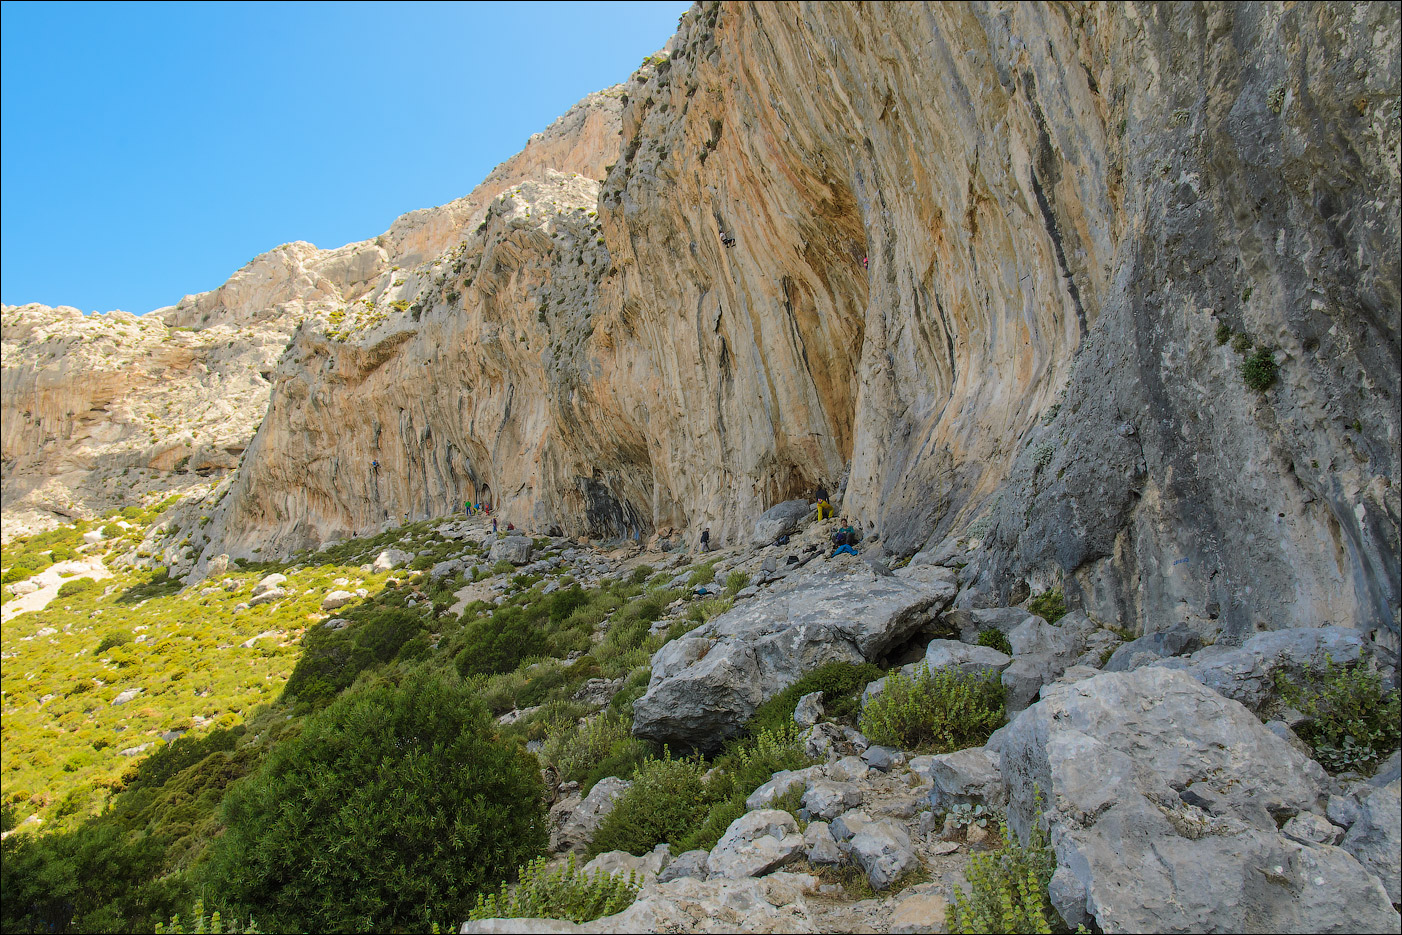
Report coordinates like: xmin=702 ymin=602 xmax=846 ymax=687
xmin=0 ymin=88 xmax=623 ymax=542
xmin=5 ymin=2 xmax=1398 ymax=651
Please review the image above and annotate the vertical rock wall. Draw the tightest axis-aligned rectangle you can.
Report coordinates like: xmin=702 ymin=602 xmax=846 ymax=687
xmin=192 ymin=2 xmax=1400 ymax=643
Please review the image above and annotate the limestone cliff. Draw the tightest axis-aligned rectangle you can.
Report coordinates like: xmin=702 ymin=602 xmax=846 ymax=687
xmin=7 ymin=3 xmax=1398 ymax=649
xmin=0 ymin=89 xmax=623 ymax=541
xmin=207 ymin=2 xmax=1398 ymax=647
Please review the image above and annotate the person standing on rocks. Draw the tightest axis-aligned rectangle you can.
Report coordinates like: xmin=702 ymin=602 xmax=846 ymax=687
xmin=700 ymin=528 xmax=711 ymax=552
xmin=814 ymin=483 xmax=832 ymax=521
xmin=492 ymin=518 xmax=498 ymax=534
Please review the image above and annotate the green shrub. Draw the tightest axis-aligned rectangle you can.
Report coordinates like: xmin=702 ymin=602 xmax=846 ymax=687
xmin=947 ymin=819 xmax=1061 ymax=934
xmin=456 ymin=605 xmax=549 ymax=678
xmin=95 ymin=629 xmax=133 ymax=655
xmin=154 ymin=898 xmax=261 ymax=934
xmin=1241 ymin=347 xmax=1279 ymax=391
xmin=543 ymin=713 xmax=649 ymax=793
xmin=1 ymin=566 xmax=35 ymax=585
xmin=859 ymin=663 xmax=1005 ymax=753
xmin=589 ymin=752 xmax=711 ymax=856
xmin=746 ymin=661 xmax=884 ymax=736
xmin=492 ymin=560 xmax=517 ymax=575
xmin=1275 ymin=656 xmax=1401 ymax=774
xmin=1214 ymin=321 xmax=1232 ymax=345
xmin=1231 ymin=331 xmax=1253 ymax=354
xmin=724 ymin=571 xmax=750 ymax=593
xmin=201 ymin=668 xmax=546 ymax=933
xmin=977 ymin=628 xmax=1013 ymax=656
xmin=630 ymin=565 xmax=653 ymax=585
xmin=686 ymin=561 xmax=717 ymax=586
xmin=1027 ymin=589 xmax=1067 ymax=624
xmin=57 ymin=577 xmax=98 ymax=598
xmin=676 ymin=727 xmax=809 ymax=853
xmin=469 ymin=854 xmax=639 ymax=924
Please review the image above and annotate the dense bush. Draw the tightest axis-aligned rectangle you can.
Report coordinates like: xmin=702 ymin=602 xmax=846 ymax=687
xmin=1241 ymin=347 xmax=1279 ymax=391
xmin=977 ymin=628 xmax=1013 ymax=656
xmin=746 ymin=661 xmax=884 ymax=736
xmin=542 ymin=712 xmax=649 ymax=794
xmin=1027 ymin=589 xmax=1067 ymax=624
xmin=676 ymin=727 xmax=808 ymax=853
xmin=456 ymin=605 xmax=550 ymax=677
xmin=1275 ymin=656 xmax=1401 ymax=774
xmin=201 ymin=668 xmax=546 ymax=933
xmin=284 ymin=606 xmax=424 ymax=704
xmin=859 ymin=663 xmax=1005 ymax=753
xmin=469 ymin=854 xmax=639 ymax=924
xmin=57 ymin=577 xmax=99 ymax=598
xmin=588 ymin=752 xmax=711 ymax=857
xmin=95 ymin=628 xmax=133 ymax=654
xmin=947 ymin=819 xmax=1060 ymax=934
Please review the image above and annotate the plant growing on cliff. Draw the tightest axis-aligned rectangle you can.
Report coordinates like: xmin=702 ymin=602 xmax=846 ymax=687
xmin=1241 ymin=347 xmax=1279 ymax=392
xmin=859 ymin=663 xmax=1004 ymax=753
xmin=588 ymin=750 xmax=711 ymax=857
xmin=745 ymin=660 xmax=884 ymax=736
xmin=1275 ymin=656 xmax=1401 ymax=774
xmin=977 ymin=628 xmax=1014 ymax=656
xmin=1028 ymin=589 xmax=1067 ymax=624
xmin=469 ymin=854 xmax=639 ymax=925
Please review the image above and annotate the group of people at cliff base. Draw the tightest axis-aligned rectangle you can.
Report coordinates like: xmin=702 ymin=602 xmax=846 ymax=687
xmin=464 ymin=500 xmax=491 ymax=516
xmin=814 ymin=484 xmax=862 ymax=556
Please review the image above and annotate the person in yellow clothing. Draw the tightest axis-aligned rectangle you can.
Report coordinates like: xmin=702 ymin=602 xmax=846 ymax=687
xmin=814 ymin=484 xmax=833 ymax=521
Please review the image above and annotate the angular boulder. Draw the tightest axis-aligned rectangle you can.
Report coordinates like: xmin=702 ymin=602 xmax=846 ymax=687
xmin=1001 ymin=614 xmax=1091 ymax=712
xmin=550 ymin=777 xmax=632 ymax=853
xmin=321 ymin=589 xmax=355 ymax=610
xmin=921 ymin=639 xmax=1012 ymax=677
xmin=1102 ymin=621 xmax=1203 ymax=672
xmin=845 ymin=819 xmax=915 ymax=891
xmin=1000 ymin=667 xmax=1398 ymax=934
xmin=372 ymin=548 xmax=412 ymax=572
xmin=633 ymin=566 xmax=954 ymax=749
xmin=488 ymin=536 xmax=534 ymax=566
xmin=1341 ymin=779 xmax=1401 ymax=904
xmin=751 ymin=499 xmax=813 ymax=544
xmin=926 ymin=747 xmax=1002 ymax=809
xmin=1161 ymin=625 xmax=1368 ymax=712
xmin=706 ymin=809 xmax=806 ymax=879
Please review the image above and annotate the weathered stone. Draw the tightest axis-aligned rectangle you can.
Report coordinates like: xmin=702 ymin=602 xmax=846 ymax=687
xmin=1001 ymin=668 xmax=1397 ymax=934
xmin=372 ymin=549 xmax=412 ymax=572
xmin=252 ymin=572 xmax=286 ymax=595
xmin=110 ymin=687 xmax=141 ymax=705
xmin=943 ymin=608 xmax=1036 ymax=645
xmin=1164 ymin=626 xmax=1369 ymax=712
xmin=829 ymin=809 xmax=874 ymax=843
xmin=321 ymin=589 xmax=355 ymax=610
xmin=846 ymin=819 xmax=915 ymax=890
xmin=633 ymin=567 xmax=956 ymax=750
xmin=829 ymin=756 xmax=870 ymax=784
xmin=657 ymin=849 xmax=709 ymax=883
xmin=488 ymin=536 xmax=534 ymax=566
xmin=792 ymin=691 xmax=824 ymax=728
xmin=582 ymin=844 xmax=670 ymax=885
xmin=887 ymin=882 xmax=949 ymax=935
xmin=752 ymin=499 xmax=812 ymax=544
xmin=861 ymin=745 xmax=902 ymax=771
xmin=247 ymin=587 xmax=286 ymax=606
xmin=800 ymin=723 xmax=849 ymax=761
xmin=1102 ymin=622 xmax=1203 ymax=672
xmin=550 ymin=777 xmax=632 ymax=853
xmin=745 ymin=766 xmax=822 ymax=812
xmin=1001 ymin=615 xmax=1090 ymax=712
xmin=921 ymin=639 xmax=1012 ymax=678
xmin=8 ymin=580 xmax=39 ymax=596
xmin=1340 ymin=779 xmax=1401 ymax=904
xmin=1281 ymin=811 xmax=1344 ymax=846
xmin=927 ymin=747 xmax=1002 ymax=810
xmin=803 ymin=821 xmax=844 ymax=865
xmin=801 ymin=780 xmax=863 ymax=821
xmin=707 ymin=809 xmax=806 ymax=879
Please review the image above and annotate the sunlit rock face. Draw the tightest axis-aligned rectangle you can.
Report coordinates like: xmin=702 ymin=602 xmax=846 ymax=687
xmin=17 ymin=2 xmax=1394 ymax=645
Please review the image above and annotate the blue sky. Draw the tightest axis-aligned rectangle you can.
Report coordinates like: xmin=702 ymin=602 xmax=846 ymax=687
xmin=1 ymin=1 xmax=689 ymax=315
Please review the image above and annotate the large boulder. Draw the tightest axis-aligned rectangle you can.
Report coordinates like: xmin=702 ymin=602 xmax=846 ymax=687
xmin=925 ymin=747 xmax=1002 ymax=809
xmin=1001 ymin=668 xmax=1399 ymax=934
xmin=1102 ymin=621 xmax=1203 ymax=672
xmin=1160 ymin=626 xmax=1368 ymax=711
xmin=633 ymin=566 xmax=954 ymax=749
xmin=845 ymin=819 xmax=916 ymax=891
xmin=372 ymin=548 xmax=412 ymax=572
xmin=488 ymin=536 xmax=534 ymax=566
xmin=751 ymin=499 xmax=813 ymax=544
xmin=321 ymin=589 xmax=355 ymax=611
xmin=706 ymin=810 xmax=807 ymax=879
xmin=252 ymin=572 xmax=286 ymax=595
xmin=921 ymin=639 xmax=1012 ymax=677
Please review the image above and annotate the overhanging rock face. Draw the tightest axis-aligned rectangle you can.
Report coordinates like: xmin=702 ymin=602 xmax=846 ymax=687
xmin=632 ymin=565 xmax=957 ymax=750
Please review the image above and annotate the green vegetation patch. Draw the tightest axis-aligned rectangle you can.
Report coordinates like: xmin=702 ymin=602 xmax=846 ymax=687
xmin=470 ymin=854 xmax=639 ymax=924
xmin=860 ymin=663 xmax=1005 ymax=753
xmin=746 ymin=660 xmax=884 ymax=736
xmin=1275 ymin=656 xmax=1401 ymax=774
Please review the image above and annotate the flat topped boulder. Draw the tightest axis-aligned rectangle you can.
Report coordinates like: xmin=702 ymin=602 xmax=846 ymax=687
xmin=488 ymin=536 xmax=534 ymax=566
xmin=751 ymin=499 xmax=812 ymax=544
xmin=632 ymin=565 xmax=954 ymax=750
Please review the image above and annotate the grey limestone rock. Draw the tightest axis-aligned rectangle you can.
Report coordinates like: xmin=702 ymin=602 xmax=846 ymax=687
xmin=921 ymin=639 xmax=1012 ymax=677
xmin=1340 ymin=779 xmax=1401 ymax=904
xmin=657 ymin=849 xmax=710 ymax=883
xmin=792 ymin=691 xmax=824 ymax=728
xmin=1000 ymin=667 xmax=1397 ymax=934
xmin=1167 ymin=626 xmax=1368 ymax=712
xmin=550 ymin=777 xmax=632 ymax=853
xmin=487 ymin=536 xmax=534 ymax=566
xmin=247 ymin=587 xmax=286 ymax=606
xmin=803 ymin=820 xmax=844 ymax=865
xmin=927 ymin=747 xmax=1003 ymax=810
xmin=751 ymin=499 xmax=812 ymax=544
xmin=1103 ymin=621 xmax=1203 ymax=672
xmin=634 ymin=566 xmax=954 ymax=749
xmin=846 ymin=819 xmax=916 ymax=891
xmin=1001 ymin=615 xmax=1090 ymax=712
xmin=745 ymin=766 xmax=822 ymax=812
xmin=706 ymin=809 xmax=806 ymax=879
xmin=802 ymin=780 xmax=863 ymax=821
xmin=321 ymin=589 xmax=355 ymax=610
xmin=582 ymin=844 xmax=670 ymax=884
xmin=372 ymin=549 xmax=411 ymax=572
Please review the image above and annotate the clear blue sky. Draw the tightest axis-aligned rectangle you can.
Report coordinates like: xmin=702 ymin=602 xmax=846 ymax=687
xmin=1 ymin=0 xmax=689 ymax=315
